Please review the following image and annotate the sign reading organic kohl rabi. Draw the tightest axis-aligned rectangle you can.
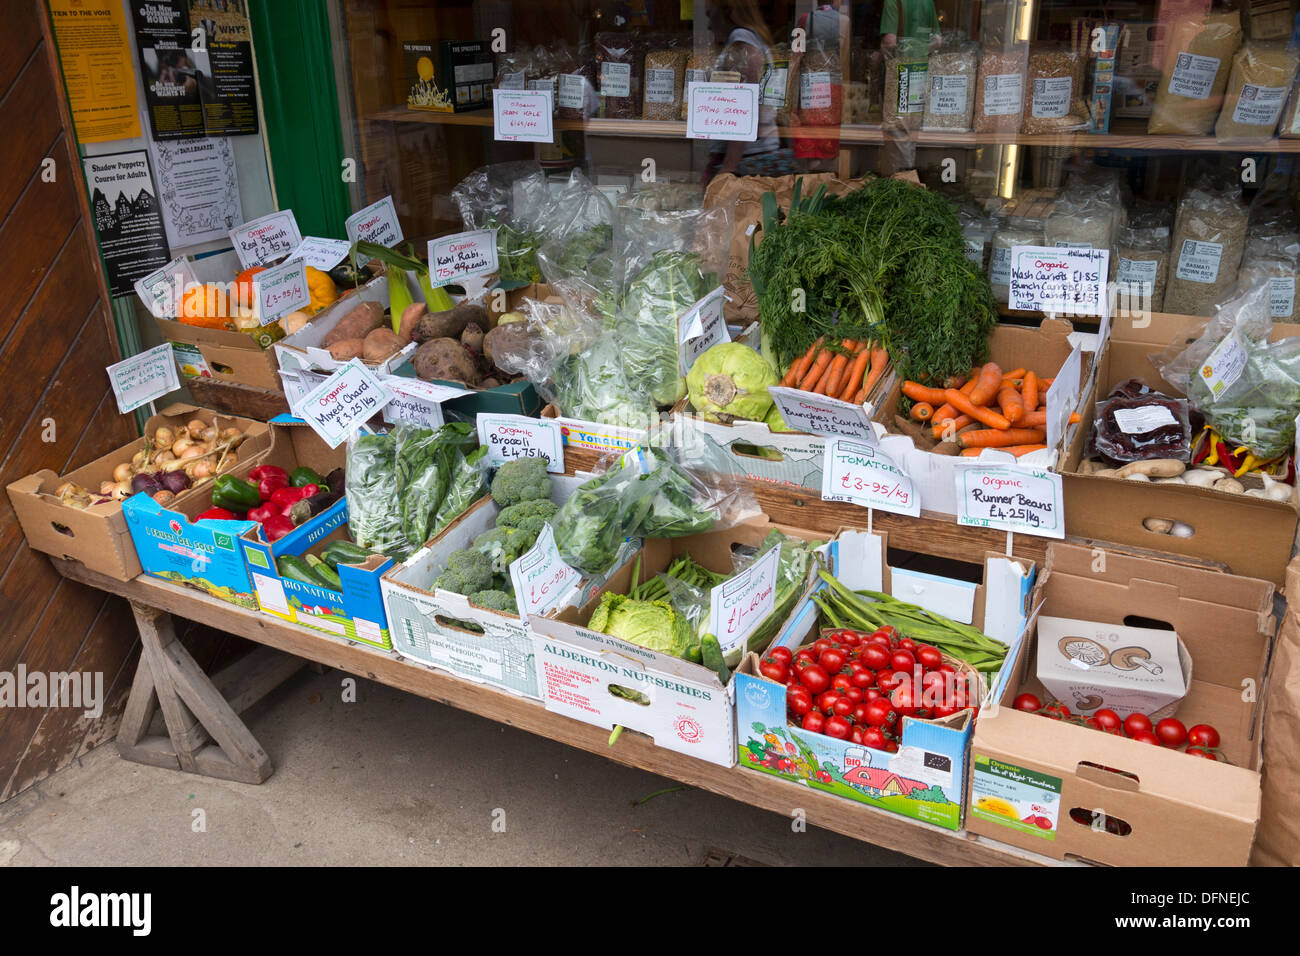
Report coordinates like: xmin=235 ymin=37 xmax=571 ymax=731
xmin=428 ymin=229 xmax=498 ymax=288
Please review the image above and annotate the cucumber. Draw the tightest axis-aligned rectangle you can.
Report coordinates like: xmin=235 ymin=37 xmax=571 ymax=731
xmin=321 ymin=540 xmax=374 ymax=569
xmin=701 ymin=634 xmax=731 ymax=686
xmin=684 ymin=643 xmax=703 ymax=664
xmin=305 ymin=554 xmax=342 ymax=590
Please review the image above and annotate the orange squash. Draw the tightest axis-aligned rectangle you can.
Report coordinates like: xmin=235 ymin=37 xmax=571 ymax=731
xmin=305 ymin=267 xmax=339 ymax=314
xmin=178 ymin=284 xmax=232 ymax=330
xmin=234 ymin=266 xmax=266 ymax=310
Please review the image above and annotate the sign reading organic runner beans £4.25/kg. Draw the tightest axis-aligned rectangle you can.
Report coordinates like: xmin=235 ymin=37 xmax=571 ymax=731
xmin=954 ymin=464 xmax=1064 ymax=539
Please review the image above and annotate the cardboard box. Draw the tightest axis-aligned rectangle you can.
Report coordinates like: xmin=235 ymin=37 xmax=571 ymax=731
xmin=1035 ymin=616 xmax=1191 ymax=719
xmin=871 ymin=319 xmax=1092 ymax=516
xmin=530 ymin=518 xmax=824 ymax=767
xmin=666 ymin=405 xmax=827 ymax=495
xmin=404 ymin=40 xmax=493 ymax=112
xmin=1112 ymin=69 xmax=1161 ymax=119
xmin=7 ymin=405 xmax=272 ymax=581
xmin=1062 ymin=311 xmax=1300 ymax=586
xmin=735 ymin=528 xmax=1034 ymax=828
xmin=275 ymin=270 xmax=413 ymax=377
xmin=967 ymin=541 xmax=1271 ymax=866
xmin=380 ymin=477 xmax=633 ymax=699
xmin=540 ymin=405 xmax=646 ymax=456
xmin=124 ymin=420 xmax=336 ymax=606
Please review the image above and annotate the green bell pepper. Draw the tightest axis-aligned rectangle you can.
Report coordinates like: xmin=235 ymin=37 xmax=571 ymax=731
xmin=211 ymin=475 xmax=261 ymax=512
xmin=290 ymin=466 xmax=329 ymax=489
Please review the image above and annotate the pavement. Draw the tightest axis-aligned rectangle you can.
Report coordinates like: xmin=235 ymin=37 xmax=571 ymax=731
xmin=0 ymin=668 xmax=928 ymax=867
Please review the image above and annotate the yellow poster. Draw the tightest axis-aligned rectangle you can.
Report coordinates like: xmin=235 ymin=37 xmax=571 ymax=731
xmin=49 ymin=0 xmax=142 ymax=143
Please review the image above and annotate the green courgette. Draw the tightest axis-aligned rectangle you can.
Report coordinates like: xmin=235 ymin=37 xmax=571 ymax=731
xmin=277 ymin=555 xmax=330 ymax=589
xmin=305 ymin=554 xmax=342 ymax=590
xmin=321 ymin=540 xmax=375 ymax=569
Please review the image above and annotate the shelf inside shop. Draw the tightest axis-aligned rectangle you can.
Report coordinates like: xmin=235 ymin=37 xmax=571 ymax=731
xmin=366 ymin=107 xmax=1300 ymax=153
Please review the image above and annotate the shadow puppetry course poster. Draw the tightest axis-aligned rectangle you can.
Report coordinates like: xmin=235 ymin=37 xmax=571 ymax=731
xmin=83 ymin=150 xmax=172 ymax=297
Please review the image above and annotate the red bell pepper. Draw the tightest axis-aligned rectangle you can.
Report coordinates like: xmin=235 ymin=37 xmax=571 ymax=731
xmin=196 ymin=506 xmax=237 ymax=522
xmin=261 ymin=514 xmax=295 ymax=542
xmin=270 ymin=485 xmax=311 ymax=511
xmin=248 ymin=465 xmax=290 ymax=484
xmin=247 ymin=503 xmax=278 ymax=524
xmin=258 ymin=473 xmax=290 ymax=502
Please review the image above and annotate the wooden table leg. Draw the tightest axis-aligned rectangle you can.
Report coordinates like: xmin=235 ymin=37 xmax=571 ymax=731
xmin=114 ymin=602 xmax=301 ymax=785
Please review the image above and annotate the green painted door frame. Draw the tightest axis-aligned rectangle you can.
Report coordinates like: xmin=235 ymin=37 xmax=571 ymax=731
xmin=249 ymin=0 xmax=351 ymax=239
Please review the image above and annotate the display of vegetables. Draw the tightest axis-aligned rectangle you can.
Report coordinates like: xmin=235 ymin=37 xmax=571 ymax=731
xmin=206 ymin=465 xmax=345 ymax=543
xmin=1010 ymin=694 xmax=1228 ymax=761
xmin=56 ymin=419 xmax=248 ymax=510
xmin=275 ymin=539 xmax=384 ymax=592
xmin=779 ymin=337 xmax=890 ymax=405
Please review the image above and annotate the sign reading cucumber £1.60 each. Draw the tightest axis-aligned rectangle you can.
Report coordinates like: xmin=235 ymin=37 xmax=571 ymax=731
xmin=476 ymin=414 xmax=564 ymax=473
xmin=677 ymin=286 xmax=729 ymax=375
xmin=428 ymin=229 xmax=498 ymax=288
xmin=509 ymin=524 xmax=581 ymax=618
xmin=710 ymin=543 xmax=780 ymax=657
xmin=107 ymin=342 xmax=181 ymax=414
xmin=954 ymin=463 xmax=1064 ymax=538
xmin=820 ymin=438 xmax=920 ymax=516
xmin=298 ymin=359 xmax=394 ymax=449
xmin=252 ymin=258 xmax=311 ymax=326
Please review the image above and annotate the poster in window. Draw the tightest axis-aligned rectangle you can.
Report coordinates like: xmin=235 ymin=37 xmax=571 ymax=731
xmin=131 ymin=0 xmax=204 ymax=140
xmin=188 ymin=0 xmax=259 ymax=136
xmin=48 ymin=0 xmax=142 ymax=143
xmin=83 ymin=150 xmax=172 ymax=297
xmin=150 ymin=136 xmax=243 ymax=248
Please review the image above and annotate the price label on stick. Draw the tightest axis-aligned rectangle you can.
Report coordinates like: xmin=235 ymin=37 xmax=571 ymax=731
xmin=821 ymin=438 xmax=919 ymax=516
xmin=710 ymin=544 xmax=781 ymax=657
xmin=677 ymin=286 xmax=729 ymax=375
xmin=288 ymin=237 xmax=351 ymax=271
xmin=768 ymin=387 xmax=876 ymax=440
xmin=509 ymin=524 xmax=581 ymax=618
xmin=493 ymin=88 xmax=554 ymax=143
xmin=382 ymin=377 xmax=472 ymax=429
xmin=345 ymin=195 xmax=403 ymax=250
xmin=107 ymin=343 xmax=181 ymax=414
xmin=476 ymin=414 xmax=564 ymax=473
xmin=428 ymin=229 xmax=498 ymax=288
xmin=298 ymin=359 xmax=394 ymax=448
xmin=253 ymin=258 xmax=311 ymax=326
xmin=954 ymin=463 xmax=1064 ymax=538
xmin=229 ymin=210 xmax=302 ymax=269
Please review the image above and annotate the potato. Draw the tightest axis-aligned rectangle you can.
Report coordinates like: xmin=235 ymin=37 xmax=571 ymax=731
xmin=413 ymin=301 xmax=489 ymax=344
xmin=363 ymin=327 xmax=403 ymax=363
xmin=412 ymin=338 xmax=480 ymax=385
xmin=328 ymin=338 xmax=365 ymax=361
xmin=321 ymin=301 xmax=385 ymax=346
xmin=396 ymin=302 xmax=426 ymax=346
xmin=483 ymin=320 xmax=540 ymax=370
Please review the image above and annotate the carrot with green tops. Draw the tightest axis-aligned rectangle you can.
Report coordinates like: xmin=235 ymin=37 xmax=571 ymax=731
xmin=901 ymin=381 xmax=949 ymax=405
xmin=997 ymin=386 xmax=1025 ymax=423
xmin=944 ymin=387 xmax=1011 ymax=430
xmin=968 ymin=362 xmax=1004 ymax=406
xmin=1021 ymin=370 xmax=1039 ymax=411
xmin=783 ymin=338 xmax=822 ymax=386
xmin=861 ymin=346 xmax=890 ymax=398
xmin=958 ymin=427 xmax=1047 ymax=449
xmin=817 ymin=350 xmax=851 ymax=396
xmin=838 ymin=347 xmax=873 ymax=402
xmin=799 ymin=347 xmax=833 ymax=392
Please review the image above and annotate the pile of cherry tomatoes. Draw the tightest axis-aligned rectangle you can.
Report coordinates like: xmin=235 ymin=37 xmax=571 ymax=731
xmin=1011 ymin=693 xmax=1227 ymax=761
xmin=762 ymin=627 xmax=980 ymax=752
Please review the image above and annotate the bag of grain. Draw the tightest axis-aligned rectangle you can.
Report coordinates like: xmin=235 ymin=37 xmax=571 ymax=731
xmin=1163 ymin=185 xmax=1249 ymax=316
xmin=1112 ymin=223 xmax=1171 ymax=314
xmin=1215 ymin=40 xmax=1299 ymax=140
xmin=1022 ymin=45 xmax=1089 ymax=133
xmin=974 ymin=42 xmax=1029 ymax=133
xmin=1148 ymin=11 xmax=1243 ymax=135
xmin=643 ymin=38 xmax=686 ymax=121
xmin=923 ymin=37 xmax=979 ymax=132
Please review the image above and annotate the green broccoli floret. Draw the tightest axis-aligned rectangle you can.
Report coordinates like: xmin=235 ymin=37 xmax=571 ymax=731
xmin=433 ymin=548 xmax=495 ymax=595
xmin=473 ymin=525 xmax=539 ymax=572
xmin=469 ymin=589 xmax=517 ymax=613
xmin=496 ymin=499 xmax=559 ymax=535
xmin=491 ymin=457 xmax=552 ymax=507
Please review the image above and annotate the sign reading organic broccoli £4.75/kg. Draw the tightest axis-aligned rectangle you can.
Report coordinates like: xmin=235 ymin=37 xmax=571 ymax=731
xmin=476 ymin=414 xmax=564 ymax=473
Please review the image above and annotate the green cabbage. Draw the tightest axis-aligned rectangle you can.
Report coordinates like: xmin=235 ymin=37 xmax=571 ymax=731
xmin=686 ymin=342 xmax=779 ymax=423
xmin=587 ymin=592 xmax=694 ymax=658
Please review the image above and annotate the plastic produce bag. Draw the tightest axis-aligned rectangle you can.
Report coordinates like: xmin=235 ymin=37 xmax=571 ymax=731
xmin=535 ymin=169 xmax=616 ymax=292
xmin=450 ymin=161 xmax=552 ymax=285
xmin=345 ymin=430 xmax=404 ymax=558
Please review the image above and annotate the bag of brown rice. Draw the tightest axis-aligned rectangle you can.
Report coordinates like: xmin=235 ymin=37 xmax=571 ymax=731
xmin=1163 ymin=185 xmax=1248 ymax=316
xmin=1148 ymin=11 xmax=1243 ymax=135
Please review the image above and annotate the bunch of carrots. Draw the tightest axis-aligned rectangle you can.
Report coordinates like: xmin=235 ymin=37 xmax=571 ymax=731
xmin=901 ymin=363 xmax=1081 ymax=458
xmin=779 ymin=338 xmax=891 ymax=405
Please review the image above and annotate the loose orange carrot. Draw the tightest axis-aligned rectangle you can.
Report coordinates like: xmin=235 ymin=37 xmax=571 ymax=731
xmin=853 ymin=387 xmax=866 ymax=404
xmin=931 ymin=414 xmax=973 ymax=441
xmin=799 ymin=347 xmax=833 ymax=391
xmin=783 ymin=338 xmax=822 ymax=386
xmin=968 ymin=362 xmax=1004 ymax=406
xmin=1038 ymin=377 xmax=1054 ymax=390
xmin=961 ymin=443 xmax=1047 ymax=458
xmin=1018 ymin=409 xmax=1082 ymax=429
xmin=901 ymin=381 xmax=949 ymax=405
xmin=959 ymin=427 xmax=1047 ymax=449
xmin=1069 ymin=411 xmax=1080 ymax=424
xmin=997 ymin=386 xmax=1026 ymax=423
xmin=910 ymin=402 xmax=934 ymax=422
xmin=1021 ymin=370 xmax=1039 ymax=411
xmin=838 ymin=348 xmax=873 ymax=402
xmin=944 ymin=388 xmax=1011 ymax=430
xmin=817 ymin=352 xmax=850 ymax=396
xmin=862 ymin=347 xmax=890 ymax=398
xmin=1000 ymin=367 xmax=1026 ymax=382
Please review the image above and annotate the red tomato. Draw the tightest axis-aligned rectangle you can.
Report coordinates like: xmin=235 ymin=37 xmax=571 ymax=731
xmin=931 ymin=704 xmax=958 ymax=719
xmin=1187 ymin=724 xmax=1221 ymax=749
xmin=831 ymin=673 xmax=855 ymax=694
xmin=824 ymin=715 xmax=852 ymax=740
xmin=860 ymin=645 xmax=892 ymax=671
xmin=1042 ymin=702 xmax=1072 ymax=720
xmin=1186 ymin=745 xmax=1221 ymax=761
xmin=876 ymin=670 xmax=905 ymax=693
xmin=937 ymin=662 xmax=957 ymax=675
xmin=845 ymin=687 xmax=864 ymax=703
xmin=812 ymin=638 xmax=835 ymax=657
xmin=897 ymin=637 xmax=916 ymax=653
xmin=851 ymin=703 xmax=870 ymax=724
xmin=1012 ymin=693 xmax=1043 ymax=713
xmin=861 ymin=726 xmax=888 ymax=750
xmin=802 ymin=711 xmax=825 ymax=733
xmin=786 ymin=685 xmax=812 ymax=717
xmin=1155 ymin=718 xmax=1187 ymax=748
xmin=915 ymin=645 xmax=943 ymax=671
xmin=867 ymin=632 xmax=893 ymax=648
xmin=815 ymin=690 xmax=841 ymax=714
xmin=848 ymin=660 xmax=870 ymax=674
xmin=832 ymin=697 xmax=855 ymax=718
xmin=890 ymin=649 xmax=917 ymax=673
xmin=819 ymin=648 xmax=848 ymax=673
xmin=882 ymin=740 xmax=899 ymax=753
xmin=891 ymin=684 xmax=920 ymax=718
xmin=839 ymin=631 xmax=863 ymax=647
xmin=768 ymin=646 xmax=793 ymax=666
xmin=864 ymin=698 xmax=897 ymax=727
xmin=1123 ymin=713 xmax=1152 ymax=738
xmin=758 ymin=659 xmax=789 ymax=683
xmin=798 ymin=664 xmax=830 ymax=695
xmin=864 ymin=687 xmax=884 ymax=701
xmin=850 ymin=727 xmax=863 ymax=744
xmin=1092 ymin=708 xmax=1122 ymax=732
xmin=851 ymin=669 xmax=876 ymax=690
xmin=1131 ymin=730 xmax=1160 ymax=745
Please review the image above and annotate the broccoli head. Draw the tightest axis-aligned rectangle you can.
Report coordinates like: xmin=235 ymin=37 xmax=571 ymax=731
xmin=473 ymin=525 xmax=539 ymax=572
xmin=433 ymin=548 xmax=495 ymax=595
xmin=496 ymin=498 xmax=559 ymax=536
xmin=469 ymin=589 xmax=517 ymax=613
xmin=490 ymin=457 xmax=552 ymax=508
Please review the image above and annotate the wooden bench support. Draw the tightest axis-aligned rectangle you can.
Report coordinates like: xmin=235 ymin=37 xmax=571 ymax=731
xmin=116 ymin=602 xmax=302 ymax=784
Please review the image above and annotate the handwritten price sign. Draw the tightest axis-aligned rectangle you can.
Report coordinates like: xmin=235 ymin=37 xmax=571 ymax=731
xmin=135 ymin=256 xmax=198 ymax=319
xmin=510 ymin=524 xmax=581 ymax=618
xmin=288 ymin=237 xmax=351 ymax=271
xmin=493 ymin=88 xmax=554 ymax=143
xmin=709 ymin=544 xmax=780 ymax=657
xmin=767 ymin=387 xmax=875 ymax=440
xmin=676 ymin=286 xmax=730 ymax=375
xmin=253 ymin=258 xmax=311 ymax=326
xmin=345 ymin=195 xmax=403 ymax=250
xmin=298 ymin=359 xmax=393 ymax=448
xmin=1008 ymin=245 xmax=1109 ymax=316
xmin=229 ymin=210 xmax=302 ymax=269
xmin=686 ymin=83 xmax=760 ymax=141
xmin=954 ymin=463 xmax=1064 ymax=538
xmin=476 ymin=414 xmax=564 ymax=473
xmin=428 ymin=229 xmax=498 ymax=288
xmin=107 ymin=343 xmax=181 ymax=414
xmin=821 ymin=438 xmax=919 ymax=516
